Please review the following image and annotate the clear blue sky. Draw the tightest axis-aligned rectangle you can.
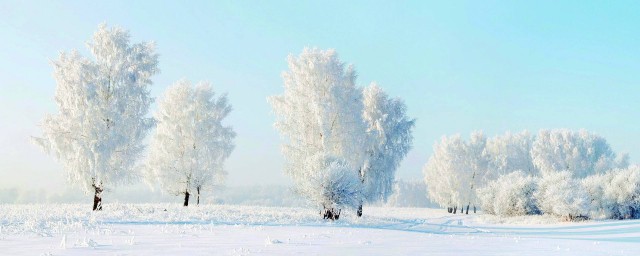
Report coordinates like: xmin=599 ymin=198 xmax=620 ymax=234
xmin=1 ymin=1 xmax=639 ymax=191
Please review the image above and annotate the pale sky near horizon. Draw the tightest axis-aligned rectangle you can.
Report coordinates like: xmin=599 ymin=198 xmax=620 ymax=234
xmin=1 ymin=1 xmax=639 ymax=192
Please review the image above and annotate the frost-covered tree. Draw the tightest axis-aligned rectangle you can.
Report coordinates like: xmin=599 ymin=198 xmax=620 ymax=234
xmin=146 ymin=80 xmax=235 ymax=206
xmin=424 ymin=129 xmax=633 ymax=219
xmin=531 ymin=129 xmax=628 ymax=178
xmin=478 ymin=171 xmax=539 ymax=217
xmin=423 ymin=132 xmax=487 ymax=214
xmin=33 ymin=24 xmax=158 ymax=210
xmin=385 ymin=179 xmax=435 ymax=208
xmin=462 ymin=132 xmax=488 ymax=213
xmin=360 ymin=83 xmax=415 ymax=213
xmin=424 ymin=135 xmax=464 ymax=213
xmin=269 ymin=48 xmax=368 ymax=219
xmin=483 ymin=131 xmax=537 ymax=181
xmin=535 ymin=171 xmax=589 ymax=220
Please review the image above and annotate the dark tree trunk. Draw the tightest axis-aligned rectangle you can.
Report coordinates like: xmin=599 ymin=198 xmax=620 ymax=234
xmin=453 ymin=206 xmax=457 ymax=214
xmin=322 ymin=208 xmax=341 ymax=221
xmin=466 ymin=204 xmax=470 ymax=215
xmin=474 ymin=206 xmax=477 ymax=213
xmin=183 ymin=191 xmax=190 ymax=207
xmin=92 ymin=184 xmax=103 ymax=211
xmin=447 ymin=207 xmax=452 ymax=213
xmin=197 ymin=186 xmax=200 ymax=206
xmin=357 ymin=205 xmax=363 ymax=217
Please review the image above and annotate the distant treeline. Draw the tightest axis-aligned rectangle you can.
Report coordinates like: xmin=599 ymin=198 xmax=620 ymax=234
xmin=0 ymin=180 xmax=434 ymax=207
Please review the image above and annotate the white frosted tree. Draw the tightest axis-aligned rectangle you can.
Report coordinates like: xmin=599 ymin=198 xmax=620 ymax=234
xmin=269 ymin=48 xmax=368 ymax=219
xmin=360 ymin=83 xmax=415 ymax=215
xmin=424 ymin=129 xmax=632 ymax=218
xmin=483 ymin=131 xmax=537 ymax=181
xmin=531 ymin=129 xmax=629 ymax=178
xmin=32 ymin=24 xmax=158 ymax=210
xmin=146 ymin=80 xmax=235 ymax=206
xmin=462 ymin=131 xmax=488 ymax=213
xmin=385 ymin=179 xmax=434 ymax=208
xmin=423 ymin=132 xmax=487 ymax=214
xmin=424 ymin=135 xmax=464 ymax=213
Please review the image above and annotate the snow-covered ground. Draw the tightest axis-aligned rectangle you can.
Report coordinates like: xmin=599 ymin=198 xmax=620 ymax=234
xmin=2 ymin=204 xmax=639 ymax=255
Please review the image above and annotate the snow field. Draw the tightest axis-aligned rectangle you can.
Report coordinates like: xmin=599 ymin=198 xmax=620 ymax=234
xmin=2 ymin=204 xmax=640 ymax=255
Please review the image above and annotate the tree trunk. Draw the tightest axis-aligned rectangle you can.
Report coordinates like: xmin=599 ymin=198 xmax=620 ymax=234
xmin=453 ymin=206 xmax=457 ymax=214
xmin=322 ymin=208 xmax=341 ymax=221
xmin=92 ymin=184 xmax=103 ymax=211
xmin=357 ymin=205 xmax=363 ymax=217
xmin=447 ymin=207 xmax=452 ymax=213
xmin=197 ymin=186 xmax=200 ymax=206
xmin=183 ymin=191 xmax=190 ymax=207
xmin=474 ymin=206 xmax=477 ymax=213
xmin=466 ymin=204 xmax=470 ymax=214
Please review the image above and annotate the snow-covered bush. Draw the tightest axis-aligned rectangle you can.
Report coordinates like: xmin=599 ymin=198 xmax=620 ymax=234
xmin=603 ymin=166 xmax=640 ymax=219
xmin=297 ymin=155 xmax=363 ymax=210
xmin=535 ymin=171 xmax=589 ymax=220
xmin=585 ymin=166 xmax=640 ymax=219
xmin=478 ymin=171 xmax=539 ymax=217
xmin=582 ymin=172 xmax=611 ymax=219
